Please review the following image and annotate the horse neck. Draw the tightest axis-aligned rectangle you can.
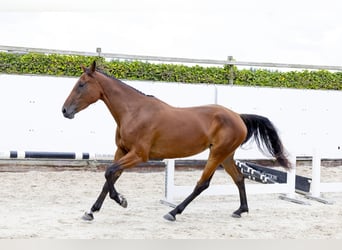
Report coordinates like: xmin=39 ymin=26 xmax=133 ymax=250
xmin=97 ymin=73 xmax=146 ymax=125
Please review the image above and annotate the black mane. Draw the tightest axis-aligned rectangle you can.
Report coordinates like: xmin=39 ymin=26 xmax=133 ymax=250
xmin=97 ymin=70 xmax=154 ymax=97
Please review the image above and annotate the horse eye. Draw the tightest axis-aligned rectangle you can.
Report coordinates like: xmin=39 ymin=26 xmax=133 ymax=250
xmin=79 ymin=82 xmax=86 ymax=88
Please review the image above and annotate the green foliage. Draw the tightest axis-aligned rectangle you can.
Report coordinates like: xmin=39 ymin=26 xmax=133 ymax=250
xmin=0 ymin=52 xmax=104 ymax=76
xmin=233 ymin=69 xmax=342 ymax=90
xmin=1 ymin=52 xmax=342 ymax=90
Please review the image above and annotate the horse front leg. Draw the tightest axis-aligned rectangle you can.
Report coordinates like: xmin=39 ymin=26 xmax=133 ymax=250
xmin=82 ymin=181 xmax=109 ymax=221
xmin=104 ymin=163 xmax=127 ymax=207
xmin=82 ymin=168 xmax=125 ymax=221
xmin=104 ymin=151 xmax=144 ymax=207
xmin=82 ymin=149 xmax=145 ymax=221
xmin=82 ymin=148 xmax=127 ymax=221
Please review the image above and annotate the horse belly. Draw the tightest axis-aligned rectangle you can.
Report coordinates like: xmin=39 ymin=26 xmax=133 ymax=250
xmin=149 ymin=131 xmax=209 ymax=159
xmin=148 ymin=108 xmax=214 ymax=159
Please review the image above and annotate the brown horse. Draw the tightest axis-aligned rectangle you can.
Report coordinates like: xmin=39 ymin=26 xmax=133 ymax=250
xmin=62 ymin=61 xmax=291 ymax=222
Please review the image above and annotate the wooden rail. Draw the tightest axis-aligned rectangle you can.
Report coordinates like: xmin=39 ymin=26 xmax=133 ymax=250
xmin=1 ymin=45 xmax=342 ymax=71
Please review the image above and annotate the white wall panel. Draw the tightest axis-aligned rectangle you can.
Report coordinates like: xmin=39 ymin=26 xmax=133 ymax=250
xmin=1 ymin=74 xmax=341 ymax=159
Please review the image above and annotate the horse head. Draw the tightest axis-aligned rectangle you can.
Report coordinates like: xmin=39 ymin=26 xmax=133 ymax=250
xmin=62 ymin=61 xmax=102 ymax=119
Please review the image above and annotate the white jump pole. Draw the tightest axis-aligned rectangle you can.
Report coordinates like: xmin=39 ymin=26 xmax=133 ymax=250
xmin=0 ymin=150 xmax=116 ymax=161
xmin=161 ymin=154 xmax=308 ymax=206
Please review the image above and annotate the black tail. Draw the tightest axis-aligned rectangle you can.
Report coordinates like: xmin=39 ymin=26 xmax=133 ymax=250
xmin=240 ymin=114 xmax=291 ymax=169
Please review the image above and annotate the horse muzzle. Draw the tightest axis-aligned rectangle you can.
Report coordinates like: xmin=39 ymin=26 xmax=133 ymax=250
xmin=62 ymin=106 xmax=75 ymax=119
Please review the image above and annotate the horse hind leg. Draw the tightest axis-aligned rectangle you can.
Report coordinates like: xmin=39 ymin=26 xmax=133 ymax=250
xmin=163 ymin=133 xmax=245 ymax=221
xmin=163 ymin=150 xmax=226 ymax=221
xmin=222 ymin=156 xmax=249 ymax=217
xmin=164 ymin=154 xmax=249 ymax=221
xmin=163 ymin=169 xmax=216 ymax=222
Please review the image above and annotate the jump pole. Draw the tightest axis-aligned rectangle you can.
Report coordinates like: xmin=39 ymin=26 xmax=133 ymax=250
xmin=160 ymin=154 xmax=307 ymax=207
xmin=0 ymin=150 xmax=114 ymax=161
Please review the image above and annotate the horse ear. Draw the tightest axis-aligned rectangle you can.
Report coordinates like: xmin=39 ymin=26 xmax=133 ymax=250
xmin=90 ymin=61 xmax=96 ymax=73
xmin=81 ymin=65 xmax=87 ymax=73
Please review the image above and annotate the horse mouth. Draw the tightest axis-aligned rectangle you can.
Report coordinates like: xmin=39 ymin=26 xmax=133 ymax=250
xmin=64 ymin=113 xmax=75 ymax=119
xmin=62 ymin=107 xmax=75 ymax=119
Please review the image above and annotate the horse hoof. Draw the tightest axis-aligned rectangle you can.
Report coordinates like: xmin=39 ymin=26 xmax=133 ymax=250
xmin=232 ymin=207 xmax=248 ymax=218
xmin=119 ymin=194 xmax=128 ymax=208
xmin=82 ymin=212 xmax=94 ymax=221
xmin=231 ymin=213 xmax=241 ymax=218
xmin=163 ymin=213 xmax=176 ymax=221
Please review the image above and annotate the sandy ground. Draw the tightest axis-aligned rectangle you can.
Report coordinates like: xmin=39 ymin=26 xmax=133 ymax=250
xmin=0 ymin=166 xmax=341 ymax=239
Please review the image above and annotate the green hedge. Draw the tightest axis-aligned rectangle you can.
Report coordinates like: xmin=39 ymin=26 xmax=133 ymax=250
xmin=0 ymin=52 xmax=98 ymax=76
xmin=1 ymin=52 xmax=342 ymax=90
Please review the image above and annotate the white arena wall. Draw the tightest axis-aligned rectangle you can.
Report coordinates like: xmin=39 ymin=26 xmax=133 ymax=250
xmin=0 ymin=74 xmax=342 ymax=160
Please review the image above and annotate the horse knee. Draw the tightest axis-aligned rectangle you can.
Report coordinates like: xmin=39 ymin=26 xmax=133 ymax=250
xmin=105 ymin=164 xmax=121 ymax=180
xmin=104 ymin=167 xmax=112 ymax=180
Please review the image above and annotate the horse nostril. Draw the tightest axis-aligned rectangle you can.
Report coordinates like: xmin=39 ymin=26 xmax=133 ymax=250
xmin=62 ymin=107 xmax=67 ymax=114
